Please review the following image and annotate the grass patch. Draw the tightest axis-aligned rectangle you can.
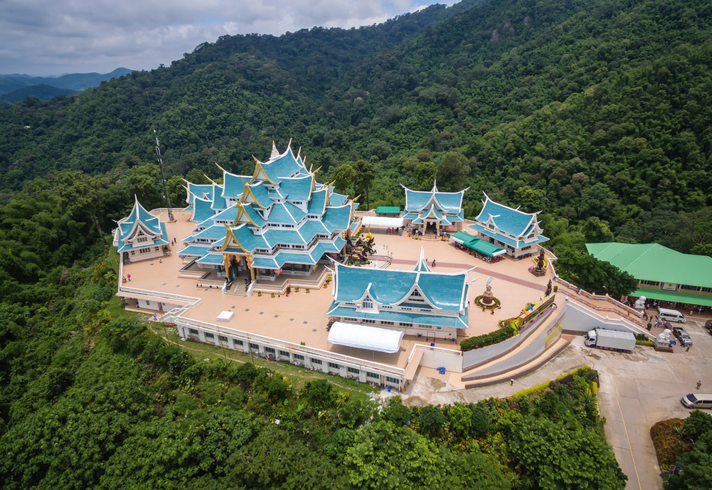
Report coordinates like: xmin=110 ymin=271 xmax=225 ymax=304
xmin=158 ymin=326 xmax=374 ymax=403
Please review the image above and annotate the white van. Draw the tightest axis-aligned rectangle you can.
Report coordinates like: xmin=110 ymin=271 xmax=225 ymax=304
xmin=658 ymin=307 xmax=686 ymax=323
xmin=681 ymin=394 xmax=712 ymax=409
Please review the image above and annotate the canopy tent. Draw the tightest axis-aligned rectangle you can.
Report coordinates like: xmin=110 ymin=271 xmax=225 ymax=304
xmin=376 ymin=206 xmax=401 ymax=215
xmin=327 ymin=322 xmax=405 ymax=354
xmin=361 ymin=216 xmax=404 ymax=228
xmin=450 ymin=231 xmax=475 ymax=245
xmin=469 ymin=239 xmax=507 ymax=257
xmin=450 ymin=232 xmax=506 ymax=257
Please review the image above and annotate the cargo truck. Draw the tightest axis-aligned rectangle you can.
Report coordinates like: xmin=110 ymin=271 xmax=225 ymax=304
xmin=584 ymin=329 xmax=636 ymax=353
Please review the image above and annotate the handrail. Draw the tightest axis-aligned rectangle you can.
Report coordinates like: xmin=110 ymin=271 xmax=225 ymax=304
xmin=119 ymin=286 xmax=202 ymax=305
xmin=558 ymin=290 xmax=647 ymax=330
xmin=166 ymin=315 xmax=406 ymax=376
xmin=553 ymin=276 xmax=640 ymax=317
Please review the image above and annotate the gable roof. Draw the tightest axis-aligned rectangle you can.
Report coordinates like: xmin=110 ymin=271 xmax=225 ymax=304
xmin=474 ymin=193 xmax=540 ymax=237
xmin=586 ymin=242 xmax=712 ymax=288
xmin=402 ymin=182 xmax=467 ymax=214
xmin=279 ymin=175 xmax=313 ymax=201
xmin=116 ymin=197 xmax=168 ymax=252
xmin=222 ymin=170 xmax=250 ymax=199
xmin=333 ymin=263 xmax=468 ymax=312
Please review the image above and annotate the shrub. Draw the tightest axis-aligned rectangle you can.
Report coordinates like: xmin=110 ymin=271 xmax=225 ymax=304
xmin=512 ymin=380 xmax=553 ymax=399
xmin=460 ymin=326 xmax=516 ymax=351
xmin=650 ymin=419 xmax=690 ymax=465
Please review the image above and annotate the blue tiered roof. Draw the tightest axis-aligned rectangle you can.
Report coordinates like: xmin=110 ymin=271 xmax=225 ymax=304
xmin=328 ymin=262 xmax=470 ymax=329
xmin=117 ymin=197 xmax=169 ymax=253
xmin=401 ymin=181 xmax=467 ymax=226
xmin=182 ymin=141 xmax=357 ymax=270
xmin=469 ymin=192 xmax=549 ymax=249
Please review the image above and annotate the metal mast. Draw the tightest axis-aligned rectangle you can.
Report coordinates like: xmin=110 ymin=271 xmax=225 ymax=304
xmin=154 ymin=130 xmax=174 ymax=222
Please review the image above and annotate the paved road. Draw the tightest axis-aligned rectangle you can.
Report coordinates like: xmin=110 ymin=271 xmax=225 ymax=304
xmin=403 ymin=320 xmax=712 ymax=489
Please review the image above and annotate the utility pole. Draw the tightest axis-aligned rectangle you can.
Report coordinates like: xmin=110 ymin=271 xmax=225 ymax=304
xmin=154 ymin=130 xmax=175 ymax=222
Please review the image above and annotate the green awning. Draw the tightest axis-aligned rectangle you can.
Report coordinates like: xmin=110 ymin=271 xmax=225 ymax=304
xmin=468 ymin=239 xmax=507 ymax=258
xmin=450 ymin=232 xmax=506 ymax=257
xmin=450 ymin=231 xmax=476 ymax=245
xmin=376 ymin=206 xmax=401 ymax=215
xmin=631 ymin=289 xmax=712 ymax=307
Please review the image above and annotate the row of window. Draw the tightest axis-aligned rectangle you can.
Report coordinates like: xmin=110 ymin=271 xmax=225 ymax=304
xmin=186 ymin=328 xmax=399 ymax=384
xmin=640 ymin=280 xmax=712 ymax=293
xmin=340 ymin=319 xmax=434 ymax=329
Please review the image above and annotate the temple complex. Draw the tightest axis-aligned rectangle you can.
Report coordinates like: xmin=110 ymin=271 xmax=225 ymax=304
xmin=469 ymin=192 xmax=549 ymax=258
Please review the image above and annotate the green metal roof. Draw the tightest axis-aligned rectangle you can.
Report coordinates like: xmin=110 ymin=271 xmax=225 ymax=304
xmin=450 ymin=231 xmax=505 ymax=257
xmin=468 ymin=239 xmax=506 ymax=258
xmin=586 ymin=243 xmax=712 ymax=288
xmin=376 ymin=206 xmax=401 ymax=215
xmin=630 ymin=288 xmax=712 ymax=307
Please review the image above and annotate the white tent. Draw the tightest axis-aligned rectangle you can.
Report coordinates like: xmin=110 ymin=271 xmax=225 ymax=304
xmin=328 ymin=322 xmax=404 ymax=354
xmin=361 ymin=216 xmax=404 ymax=228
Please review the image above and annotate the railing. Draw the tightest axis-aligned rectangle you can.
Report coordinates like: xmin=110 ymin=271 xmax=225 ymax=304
xmin=119 ymin=285 xmax=202 ymax=306
xmin=408 ymin=343 xmax=462 ymax=363
xmin=553 ymin=276 xmax=641 ymax=317
xmin=557 ymin=290 xmax=647 ymax=329
xmin=367 ymin=254 xmax=393 ymax=268
xmin=167 ymin=315 xmax=406 ymax=376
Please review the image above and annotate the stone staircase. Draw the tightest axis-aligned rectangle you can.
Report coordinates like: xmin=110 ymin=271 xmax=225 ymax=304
xmin=460 ymin=305 xmax=570 ymax=387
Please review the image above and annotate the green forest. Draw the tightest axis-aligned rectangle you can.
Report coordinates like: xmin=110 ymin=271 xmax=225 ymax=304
xmin=1 ymin=0 xmax=712 ymax=486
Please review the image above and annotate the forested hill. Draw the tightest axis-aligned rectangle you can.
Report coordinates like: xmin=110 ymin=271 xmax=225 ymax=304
xmin=1 ymin=0 xmax=712 ymax=254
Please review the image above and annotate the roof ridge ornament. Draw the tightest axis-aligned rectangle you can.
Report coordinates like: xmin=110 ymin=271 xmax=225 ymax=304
xmin=431 ymin=180 xmax=438 ymax=193
xmin=270 ymin=141 xmax=279 ymax=160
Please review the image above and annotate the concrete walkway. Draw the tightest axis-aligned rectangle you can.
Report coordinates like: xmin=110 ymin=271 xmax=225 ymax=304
xmin=403 ymin=319 xmax=712 ymax=490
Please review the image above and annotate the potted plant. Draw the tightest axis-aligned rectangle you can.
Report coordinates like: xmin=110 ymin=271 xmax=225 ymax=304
xmin=271 ymin=292 xmax=275 ymax=298
xmin=295 ymin=287 xmax=300 ymax=292
xmin=306 ymin=288 xmax=310 ymax=293
xmin=553 ymin=285 xmax=558 ymax=292
xmin=257 ymin=291 xmax=262 ymax=297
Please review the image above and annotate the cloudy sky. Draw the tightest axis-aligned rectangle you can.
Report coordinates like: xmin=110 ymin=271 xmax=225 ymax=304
xmin=0 ymin=0 xmax=457 ymax=76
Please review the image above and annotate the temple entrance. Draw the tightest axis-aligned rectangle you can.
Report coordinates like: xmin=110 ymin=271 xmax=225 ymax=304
xmin=425 ymin=221 xmax=437 ymax=234
xmin=228 ymin=256 xmax=241 ymax=281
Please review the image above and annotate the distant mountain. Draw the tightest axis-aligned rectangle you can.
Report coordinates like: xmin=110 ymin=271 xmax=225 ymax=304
xmin=0 ymin=68 xmax=132 ymax=96
xmin=0 ymin=84 xmax=77 ymax=104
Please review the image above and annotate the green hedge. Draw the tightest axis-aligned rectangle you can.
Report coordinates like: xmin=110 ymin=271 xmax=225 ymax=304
xmin=512 ymin=380 xmax=553 ymax=399
xmin=556 ymin=366 xmax=591 ymax=380
xmin=512 ymin=367 xmax=593 ymax=399
xmin=460 ymin=326 xmax=516 ymax=352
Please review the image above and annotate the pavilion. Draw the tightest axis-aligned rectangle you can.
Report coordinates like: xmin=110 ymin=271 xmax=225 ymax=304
xmin=400 ymin=181 xmax=467 ymax=235
xmin=586 ymin=242 xmax=712 ymax=309
xmin=326 ymin=249 xmax=471 ymax=342
xmin=179 ymin=142 xmax=360 ymax=289
xmin=469 ymin=192 xmax=548 ymax=258
xmin=114 ymin=196 xmax=170 ymax=264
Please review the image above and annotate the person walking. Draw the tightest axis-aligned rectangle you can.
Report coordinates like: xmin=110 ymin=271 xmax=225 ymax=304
xmin=696 ymin=380 xmax=702 ymax=390
xmin=510 ymin=378 xmax=514 ymax=386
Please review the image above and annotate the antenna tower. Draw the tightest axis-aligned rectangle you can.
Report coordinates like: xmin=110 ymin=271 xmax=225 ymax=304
xmin=154 ymin=130 xmax=175 ymax=222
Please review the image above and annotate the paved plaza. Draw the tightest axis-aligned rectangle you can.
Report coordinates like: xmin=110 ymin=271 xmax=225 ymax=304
xmin=121 ymin=210 xmax=555 ymax=369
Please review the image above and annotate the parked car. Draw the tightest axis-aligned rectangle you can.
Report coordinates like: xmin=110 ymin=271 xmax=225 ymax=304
xmin=672 ymin=326 xmax=692 ymax=346
xmin=681 ymin=393 xmax=712 ymax=409
xmin=705 ymin=320 xmax=712 ymax=333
